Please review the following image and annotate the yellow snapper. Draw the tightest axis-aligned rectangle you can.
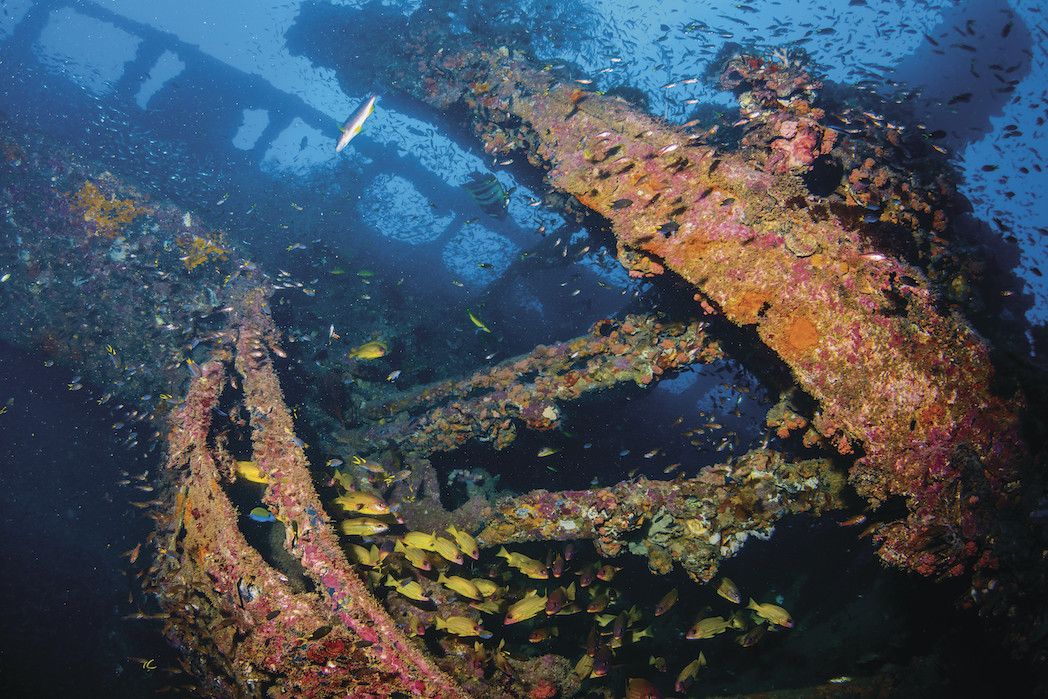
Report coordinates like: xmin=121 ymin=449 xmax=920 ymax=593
xmin=437 ymin=572 xmax=482 ymax=601
xmin=333 ymin=491 xmax=390 ymax=516
xmin=471 ymin=578 xmax=500 ymax=598
xmin=675 ymin=652 xmax=707 ymax=693
xmin=625 ymin=678 xmax=660 ymax=699
xmin=348 ymin=543 xmax=384 ymax=567
xmin=504 ymin=590 xmax=548 ymax=625
xmin=436 ymin=615 xmax=491 ymax=639
xmin=393 ymin=540 xmax=432 ymax=571
xmin=384 ymin=575 xmax=430 ymax=602
xmin=332 ymin=469 xmax=355 ymax=491
xmin=339 ymin=518 xmax=389 ymax=537
xmin=716 ymin=577 xmax=741 ymax=604
xmin=686 ymin=615 xmax=732 ymax=640
xmin=497 ymin=547 xmax=548 ymax=579
xmin=469 ymin=598 xmax=504 ymax=615
xmin=236 ymin=460 xmax=269 ymax=484
xmin=747 ymin=599 xmax=793 ymax=628
xmin=629 ymin=626 xmax=653 ymax=643
xmin=432 ymin=535 xmax=463 ymax=564
xmin=335 ymin=94 xmax=377 ymax=153
xmin=573 ymin=654 xmax=594 ymax=680
xmin=529 ymin=626 xmax=558 ymax=643
xmin=654 ymin=587 xmax=678 ymax=616
xmin=401 ymin=531 xmax=438 ymax=551
xmin=348 ymin=340 xmax=388 ymax=360
xmin=446 ymin=524 xmax=480 ymax=560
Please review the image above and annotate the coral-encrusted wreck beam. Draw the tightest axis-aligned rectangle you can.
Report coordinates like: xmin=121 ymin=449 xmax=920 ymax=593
xmin=231 ymin=288 xmax=466 ymax=698
xmin=365 ymin=314 xmax=721 ymax=455
xmin=476 ymin=449 xmax=842 ymax=582
xmin=402 ymin=45 xmax=1025 ymax=576
xmin=154 ymin=358 xmax=401 ymax=696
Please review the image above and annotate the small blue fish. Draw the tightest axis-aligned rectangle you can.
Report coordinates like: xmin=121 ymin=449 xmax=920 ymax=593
xmin=249 ymin=506 xmax=275 ymax=523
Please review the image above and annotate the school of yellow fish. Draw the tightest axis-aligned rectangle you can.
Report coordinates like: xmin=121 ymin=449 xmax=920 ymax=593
xmin=325 ymin=452 xmax=797 ymax=693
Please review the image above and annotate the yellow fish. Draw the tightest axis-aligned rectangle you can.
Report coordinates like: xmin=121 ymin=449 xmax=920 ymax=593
xmin=348 ymin=340 xmax=388 ymax=360
xmin=467 ymin=309 xmax=492 ymax=333
xmin=675 ymin=653 xmax=707 ymax=693
xmin=655 ymin=587 xmax=678 ymax=616
xmin=236 ymin=460 xmax=269 ymax=484
xmin=630 ymin=626 xmax=653 ymax=643
xmin=393 ymin=541 xmax=432 ymax=571
xmin=716 ymin=577 xmax=741 ymax=604
xmin=537 ymin=447 xmax=560 ymax=457
xmin=339 ymin=518 xmax=389 ymax=537
xmin=504 ymin=590 xmax=548 ymax=625
xmin=436 ymin=615 xmax=492 ymax=638
xmin=333 ymin=491 xmax=390 ymax=516
xmin=626 ymin=678 xmax=659 ymax=699
xmin=469 ymin=598 xmax=503 ymax=615
xmin=401 ymin=531 xmax=438 ymax=551
xmin=686 ymin=615 xmax=732 ymax=640
xmin=747 ymin=599 xmax=793 ymax=628
xmin=437 ymin=572 xmax=482 ymax=601
xmin=348 ymin=543 xmax=383 ymax=567
xmin=446 ymin=524 xmax=480 ymax=560
xmin=332 ymin=469 xmax=355 ymax=491
xmin=471 ymin=578 xmax=500 ymax=598
xmin=351 ymin=454 xmax=387 ymax=474
xmin=573 ymin=654 xmax=594 ymax=680
xmin=529 ymin=626 xmax=558 ymax=643
xmin=497 ymin=547 xmax=548 ymax=579
xmin=432 ymin=535 xmax=463 ymax=565
xmin=385 ymin=575 xmax=429 ymax=602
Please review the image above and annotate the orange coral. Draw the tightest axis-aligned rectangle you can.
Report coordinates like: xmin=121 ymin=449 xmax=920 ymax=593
xmin=783 ymin=314 xmax=819 ymax=355
xmin=72 ymin=180 xmax=146 ymax=238
xmin=177 ymin=233 xmax=229 ymax=271
xmin=730 ymin=290 xmax=770 ymax=325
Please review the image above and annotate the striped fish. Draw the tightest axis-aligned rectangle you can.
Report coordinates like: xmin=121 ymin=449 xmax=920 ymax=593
xmin=463 ymin=172 xmax=509 ymax=217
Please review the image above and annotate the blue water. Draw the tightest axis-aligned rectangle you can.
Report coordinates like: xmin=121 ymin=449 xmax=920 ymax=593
xmin=0 ymin=0 xmax=1045 ymax=696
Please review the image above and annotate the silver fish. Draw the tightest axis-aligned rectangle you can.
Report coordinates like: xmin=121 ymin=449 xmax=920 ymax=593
xmin=336 ymin=95 xmax=378 ymax=153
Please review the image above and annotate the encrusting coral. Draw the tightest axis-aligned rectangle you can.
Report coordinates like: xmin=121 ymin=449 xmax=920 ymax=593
xmin=71 ymin=178 xmax=147 ymax=238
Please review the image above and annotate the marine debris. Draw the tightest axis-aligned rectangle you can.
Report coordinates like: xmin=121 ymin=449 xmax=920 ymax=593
xmin=395 ymin=39 xmax=1027 ymax=579
xmin=476 ymin=449 xmax=843 ymax=582
xmin=363 ymin=314 xmax=721 ymax=454
xmin=1 ymin=23 xmax=1043 ymax=696
xmin=149 ymin=285 xmax=467 ymax=697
